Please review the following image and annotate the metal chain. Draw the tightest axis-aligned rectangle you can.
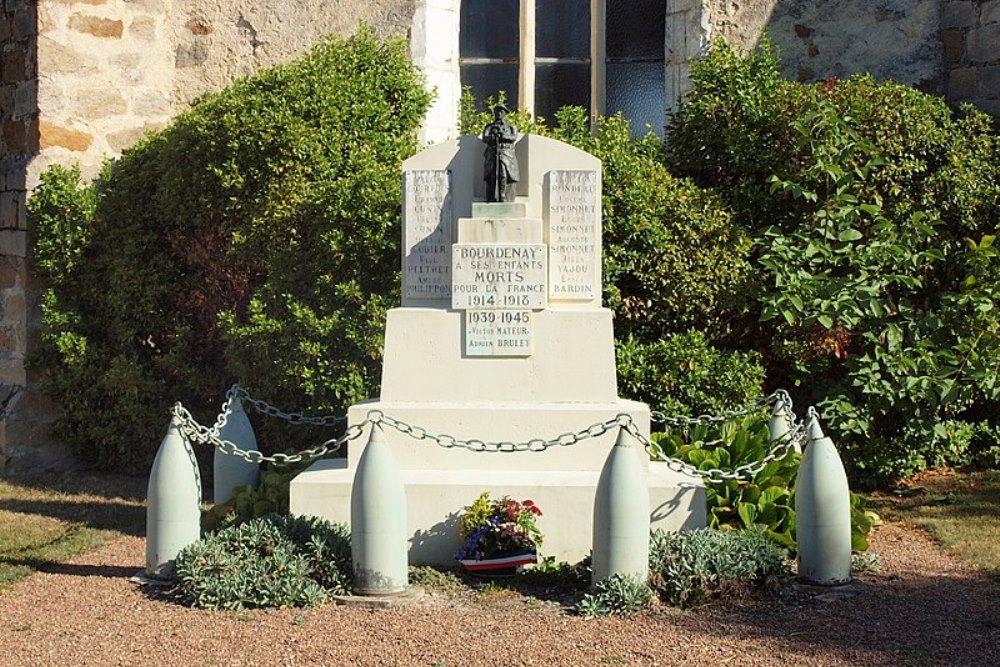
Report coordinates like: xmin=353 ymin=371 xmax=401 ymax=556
xmin=170 ymin=402 xmax=364 ymax=466
xmin=631 ymin=419 xmax=808 ymax=484
xmin=181 ymin=384 xmax=807 ymax=480
xmin=367 ymin=410 xmax=631 ymax=453
xmin=231 ymin=385 xmax=348 ymax=428
xmin=649 ymin=389 xmax=791 ymax=428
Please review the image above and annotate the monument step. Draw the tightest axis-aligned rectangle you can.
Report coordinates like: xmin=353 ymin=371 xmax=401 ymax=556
xmin=289 ymin=460 xmax=705 ymax=565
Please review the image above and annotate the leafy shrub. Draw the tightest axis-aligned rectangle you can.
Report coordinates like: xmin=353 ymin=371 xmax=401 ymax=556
xmin=173 ymin=514 xmax=352 ymax=610
xmin=652 ymin=413 xmax=875 ymax=551
xmin=29 ymin=29 xmax=432 ymax=472
xmin=576 ymin=573 xmax=652 ymax=618
xmin=668 ymin=39 xmax=1000 ymax=488
xmin=617 ymin=331 xmax=764 ymax=417
xmin=648 ymin=527 xmax=788 ymax=608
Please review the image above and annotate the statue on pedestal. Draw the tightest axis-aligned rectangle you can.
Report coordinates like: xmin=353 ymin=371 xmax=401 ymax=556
xmin=482 ymin=104 xmax=519 ymax=202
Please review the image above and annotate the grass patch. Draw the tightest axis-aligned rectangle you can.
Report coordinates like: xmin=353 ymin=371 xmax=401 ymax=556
xmin=868 ymin=470 xmax=1000 ymax=579
xmin=0 ymin=473 xmax=145 ymax=591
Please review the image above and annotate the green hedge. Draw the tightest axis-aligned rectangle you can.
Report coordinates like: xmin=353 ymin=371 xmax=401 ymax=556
xmin=30 ymin=29 xmax=432 ymax=472
xmin=668 ymin=39 xmax=1000 ymax=487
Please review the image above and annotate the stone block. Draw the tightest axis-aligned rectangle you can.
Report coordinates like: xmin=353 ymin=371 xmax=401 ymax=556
xmin=291 ymin=458 xmax=705 ymax=566
xmin=968 ymin=24 xmax=1000 ymax=63
xmin=68 ymin=14 xmax=124 ymax=39
xmin=107 ymin=123 xmax=164 ymax=152
xmin=37 ymin=37 xmax=99 ymax=76
xmin=0 ymin=357 xmax=26 ymax=386
xmin=75 ymin=84 xmax=127 ymax=118
xmin=1 ymin=48 xmax=27 ymax=84
xmin=12 ymin=5 xmax=36 ymax=39
xmin=0 ymin=230 xmax=26 ymax=257
xmin=175 ymin=39 xmax=209 ymax=68
xmin=983 ymin=0 xmax=1000 ymax=25
xmin=0 ymin=190 xmax=25 ymax=229
xmin=942 ymin=1 xmax=978 ymax=29
xmin=0 ymin=256 xmax=24 ymax=289
xmin=13 ymin=79 xmax=36 ymax=118
xmin=184 ymin=17 xmax=212 ymax=35
xmin=1 ymin=118 xmax=29 ymax=154
xmin=949 ymin=67 xmax=979 ymax=100
xmin=981 ymin=65 xmax=1000 ymax=96
xmin=0 ymin=85 xmax=12 ymax=121
xmin=130 ymin=15 xmax=157 ymax=41
xmin=39 ymin=120 xmax=92 ymax=152
xmin=942 ymin=29 xmax=964 ymax=65
xmin=977 ymin=98 xmax=1000 ymax=116
xmin=130 ymin=92 xmax=171 ymax=118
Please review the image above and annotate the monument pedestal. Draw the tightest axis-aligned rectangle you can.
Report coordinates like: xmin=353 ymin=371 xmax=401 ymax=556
xmin=289 ymin=134 xmax=705 ymax=566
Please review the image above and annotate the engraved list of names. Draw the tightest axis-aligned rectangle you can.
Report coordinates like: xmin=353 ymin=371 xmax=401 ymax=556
xmin=403 ymin=170 xmax=453 ymax=301
xmin=546 ymin=170 xmax=598 ymax=300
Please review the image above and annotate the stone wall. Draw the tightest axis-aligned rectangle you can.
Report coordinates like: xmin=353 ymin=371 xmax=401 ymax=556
xmin=943 ymin=0 xmax=1000 ymax=116
xmin=705 ymin=0 xmax=945 ymax=92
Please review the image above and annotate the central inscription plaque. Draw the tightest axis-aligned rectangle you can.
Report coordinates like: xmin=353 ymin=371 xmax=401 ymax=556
xmin=464 ymin=309 xmax=533 ymax=356
xmin=451 ymin=243 xmax=547 ymax=310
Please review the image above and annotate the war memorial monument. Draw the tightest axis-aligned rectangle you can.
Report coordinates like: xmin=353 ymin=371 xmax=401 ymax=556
xmin=289 ymin=125 xmax=705 ymax=565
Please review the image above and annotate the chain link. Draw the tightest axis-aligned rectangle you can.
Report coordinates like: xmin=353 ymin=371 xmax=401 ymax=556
xmin=649 ymin=389 xmax=790 ymax=428
xmin=368 ymin=411 xmax=627 ymax=454
xmin=171 ymin=403 xmax=364 ymax=465
xmin=179 ymin=384 xmax=808 ymax=481
xmin=231 ymin=385 xmax=348 ymax=428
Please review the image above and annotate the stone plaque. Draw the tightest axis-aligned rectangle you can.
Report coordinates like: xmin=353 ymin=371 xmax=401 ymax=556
xmin=546 ymin=170 xmax=598 ymax=300
xmin=452 ymin=243 xmax=547 ymax=310
xmin=464 ymin=310 xmax=533 ymax=356
xmin=403 ymin=170 xmax=453 ymax=301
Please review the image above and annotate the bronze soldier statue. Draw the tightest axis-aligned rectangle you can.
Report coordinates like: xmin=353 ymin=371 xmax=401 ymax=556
xmin=482 ymin=104 xmax=519 ymax=202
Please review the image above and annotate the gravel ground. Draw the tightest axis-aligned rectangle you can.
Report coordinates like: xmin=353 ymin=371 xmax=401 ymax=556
xmin=2 ymin=522 xmax=999 ymax=667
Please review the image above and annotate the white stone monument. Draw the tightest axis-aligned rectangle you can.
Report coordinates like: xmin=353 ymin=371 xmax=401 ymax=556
xmin=290 ymin=134 xmax=705 ymax=565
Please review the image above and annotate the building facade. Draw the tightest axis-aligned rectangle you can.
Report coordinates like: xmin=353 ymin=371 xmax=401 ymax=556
xmin=0 ymin=0 xmax=997 ymax=472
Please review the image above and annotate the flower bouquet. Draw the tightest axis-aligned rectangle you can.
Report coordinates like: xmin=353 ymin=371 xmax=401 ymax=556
xmin=454 ymin=492 xmax=543 ymax=575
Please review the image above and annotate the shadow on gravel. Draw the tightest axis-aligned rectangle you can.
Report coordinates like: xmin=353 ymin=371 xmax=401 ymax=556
xmin=680 ymin=572 xmax=1000 ymax=667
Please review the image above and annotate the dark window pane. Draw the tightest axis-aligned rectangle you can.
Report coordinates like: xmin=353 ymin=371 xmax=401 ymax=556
xmin=536 ymin=0 xmax=590 ymax=58
xmin=460 ymin=0 xmax=519 ymax=59
xmin=606 ymin=62 xmax=665 ymax=136
xmin=534 ymin=63 xmax=590 ymax=121
xmin=606 ymin=0 xmax=664 ymax=59
xmin=461 ymin=64 xmax=520 ymax=110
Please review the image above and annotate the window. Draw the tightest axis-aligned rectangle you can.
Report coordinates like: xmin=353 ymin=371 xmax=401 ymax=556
xmin=459 ymin=0 xmax=666 ymax=134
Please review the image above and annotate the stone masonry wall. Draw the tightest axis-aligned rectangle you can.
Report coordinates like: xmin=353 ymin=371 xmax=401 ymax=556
xmin=705 ymin=0 xmax=945 ymax=92
xmin=943 ymin=0 xmax=1000 ymax=116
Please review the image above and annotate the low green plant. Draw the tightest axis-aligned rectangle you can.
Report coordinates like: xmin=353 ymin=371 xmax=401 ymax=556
xmin=173 ymin=514 xmax=351 ymax=610
xmin=576 ymin=573 xmax=652 ymax=618
xmin=652 ymin=414 xmax=875 ymax=551
xmin=202 ymin=463 xmax=309 ymax=532
xmin=521 ymin=555 xmax=591 ymax=590
xmin=648 ymin=527 xmax=788 ymax=608
xmin=408 ymin=566 xmax=468 ymax=597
